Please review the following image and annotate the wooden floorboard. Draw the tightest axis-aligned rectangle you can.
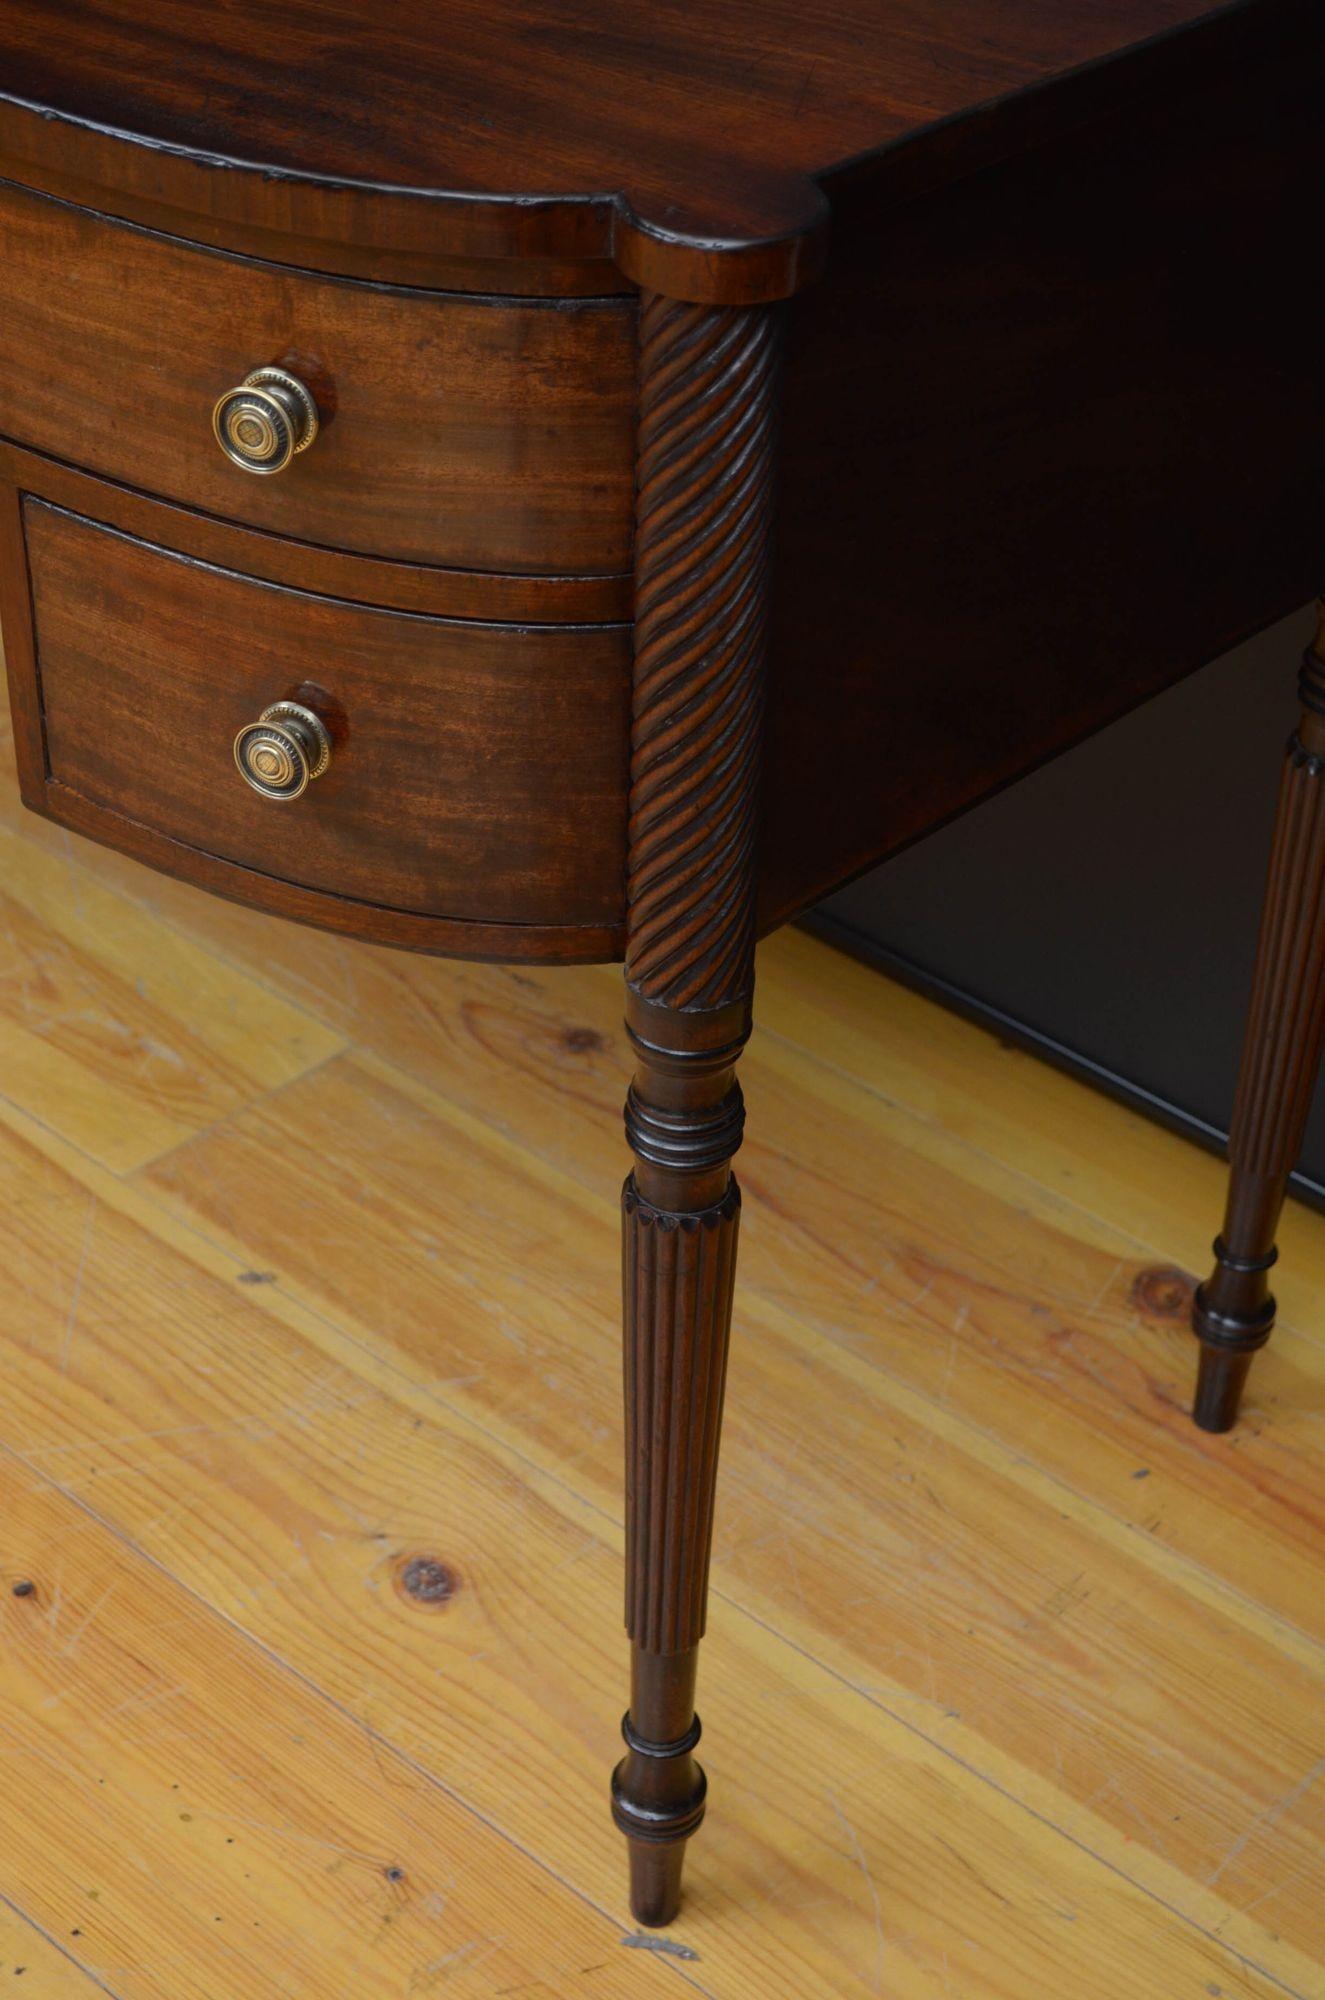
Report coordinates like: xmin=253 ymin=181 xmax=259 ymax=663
xmin=0 ymin=708 xmax=1321 ymax=1998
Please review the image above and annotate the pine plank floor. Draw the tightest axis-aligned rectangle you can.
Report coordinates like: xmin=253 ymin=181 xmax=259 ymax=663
xmin=0 ymin=700 xmax=1321 ymax=1999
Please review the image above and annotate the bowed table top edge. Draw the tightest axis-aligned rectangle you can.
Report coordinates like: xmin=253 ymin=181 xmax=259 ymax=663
xmin=0 ymin=0 xmax=1304 ymax=301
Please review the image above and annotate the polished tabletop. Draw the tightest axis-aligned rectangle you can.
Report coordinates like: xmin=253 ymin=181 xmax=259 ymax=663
xmin=0 ymin=0 xmax=1289 ymax=294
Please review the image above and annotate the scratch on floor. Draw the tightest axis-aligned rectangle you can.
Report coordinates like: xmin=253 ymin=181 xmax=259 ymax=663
xmin=193 ymin=1811 xmax=384 ymax=1867
xmin=104 ymin=1680 xmax=189 ymax=1721
xmin=1080 ymin=1258 xmax=1126 ymax=1320
xmin=58 ymin=1191 xmax=98 ymax=1374
xmin=57 ymin=1577 xmax=119 ymax=1659
xmin=937 ymin=1329 xmax=961 ymax=1408
xmin=24 ymin=1420 xmax=239 ymax=1463
xmin=43 ymin=1567 xmax=64 ymax=1642
xmin=779 ymin=1518 xmax=812 ymax=1620
xmin=1206 ymin=1754 xmax=1325 ymax=1889
xmin=408 ymin=1938 xmax=503 ymax=1989
xmin=1091 ymin=1773 xmax=1175 ymax=1863
xmin=828 ymin=1788 xmax=885 ymax=1991
xmin=56 ymin=828 xmax=90 ymax=924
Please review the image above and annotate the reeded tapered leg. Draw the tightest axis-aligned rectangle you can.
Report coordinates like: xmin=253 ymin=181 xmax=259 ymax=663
xmin=609 ymin=292 xmax=782 ymax=1924
xmin=612 ymin=992 xmax=747 ymax=1924
xmin=1193 ymin=603 xmax=1325 ymax=1430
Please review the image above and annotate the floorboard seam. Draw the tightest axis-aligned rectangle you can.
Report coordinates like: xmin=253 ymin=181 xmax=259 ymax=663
xmin=0 ymin=1885 xmax=129 ymax=2000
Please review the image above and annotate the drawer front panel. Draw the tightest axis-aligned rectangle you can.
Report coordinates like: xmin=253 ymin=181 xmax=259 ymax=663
xmin=0 ymin=180 xmax=635 ymax=576
xmin=23 ymin=499 xmax=630 ymax=929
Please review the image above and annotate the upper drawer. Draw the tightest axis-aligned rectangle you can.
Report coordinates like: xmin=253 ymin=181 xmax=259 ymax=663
xmin=0 ymin=178 xmax=636 ymax=575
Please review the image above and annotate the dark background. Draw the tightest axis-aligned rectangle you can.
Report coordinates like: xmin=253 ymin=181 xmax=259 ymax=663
xmin=809 ymin=604 xmax=1325 ymax=1207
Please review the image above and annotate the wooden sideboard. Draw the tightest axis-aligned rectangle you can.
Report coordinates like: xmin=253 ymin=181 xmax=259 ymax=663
xmin=0 ymin=0 xmax=1321 ymax=1928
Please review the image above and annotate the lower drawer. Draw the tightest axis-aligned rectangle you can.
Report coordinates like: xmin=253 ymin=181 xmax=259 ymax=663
xmin=2 ymin=489 xmax=631 ymax=958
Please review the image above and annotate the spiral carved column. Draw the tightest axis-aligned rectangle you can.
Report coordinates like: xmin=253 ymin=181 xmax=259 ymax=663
xmin=1193 ymin=602 xmax=1325 ymax=1430
xmin=610 ymin=293 xmax=782 ymax=1925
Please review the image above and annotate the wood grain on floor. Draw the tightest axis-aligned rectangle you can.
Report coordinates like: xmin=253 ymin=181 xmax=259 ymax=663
xmin=0 ymin=704 xmax=1321 ymax=2000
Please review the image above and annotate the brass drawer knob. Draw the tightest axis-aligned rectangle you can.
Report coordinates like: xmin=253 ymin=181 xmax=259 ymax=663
xmin=212 ymin=367 xmax=319 ymax=475
xmin=234 ymin=701 xmax=332 ymax=801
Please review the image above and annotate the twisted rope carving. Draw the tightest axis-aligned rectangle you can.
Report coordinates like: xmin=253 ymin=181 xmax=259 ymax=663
xmin=625 ymin=294 xmax=783 ymax=1011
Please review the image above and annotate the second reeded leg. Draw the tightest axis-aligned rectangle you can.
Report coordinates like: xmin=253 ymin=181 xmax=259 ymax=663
xmin=1193 ymin=602 xmax=1325 ymax=1429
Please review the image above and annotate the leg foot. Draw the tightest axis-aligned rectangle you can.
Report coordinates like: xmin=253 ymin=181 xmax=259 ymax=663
xmin=628 ymin=1832 xmax=688 ymax=1928
xmin=1191 ymin=1237 xmax=1276 ymax=1432
xmin=611 ymin=1683 xmax=706 ymax=1925
xmin=1192 ymin=1342 xmax=1256 ymax=1433
xmin=626 ymin=1840 xmax=688 ymax=1929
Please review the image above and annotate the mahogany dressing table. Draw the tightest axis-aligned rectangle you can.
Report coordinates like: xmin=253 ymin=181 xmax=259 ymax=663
xmin=0 ymin=0 xmax=1320 ymax=1929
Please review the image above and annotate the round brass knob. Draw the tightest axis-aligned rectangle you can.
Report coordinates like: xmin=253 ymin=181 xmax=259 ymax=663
xmin=234 ymin=701 xmax=332 ymax=801
xmin=212 ymin=367 xmax=319 ymax=475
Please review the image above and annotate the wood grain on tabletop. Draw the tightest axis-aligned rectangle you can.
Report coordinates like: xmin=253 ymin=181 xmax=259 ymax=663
xmin=0 ymin=695 xmax=1321 ymax=1997
xmin=0 ymin=0 xmax=1293 ymax=296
